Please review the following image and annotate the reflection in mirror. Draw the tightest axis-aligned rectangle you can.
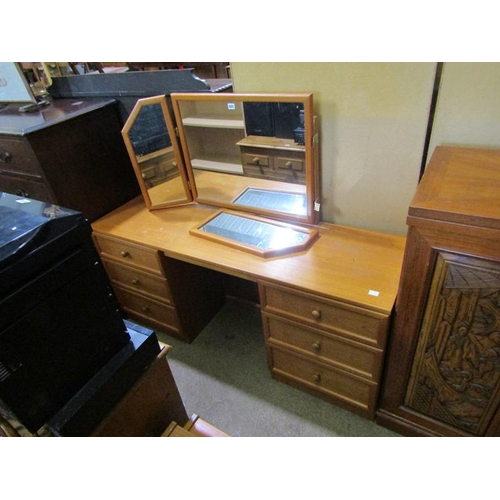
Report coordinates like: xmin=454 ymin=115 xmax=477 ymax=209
xmin=172 ymin=93 xmax=317 ymax=225
xmin=122 ymin=95 xmax=192 ymax=210
xmin=190 ymin=210 xmax=319 ymax=258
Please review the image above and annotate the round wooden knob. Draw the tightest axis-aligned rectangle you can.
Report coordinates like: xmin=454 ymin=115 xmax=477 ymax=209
xmin=311 ymin=309 xmax=321 ymax=320
xmin=312 ymin=341 xmax=321 ymax=351
xmin=313 ymin=373 xmax=321 ymax=383
xmin=0 ymin=151 xmax=13 ymax=164
xmin=131 ymin=279 xmax=140 ymax=285
xmin=172 ymin=161 xmax=177 ymax=168
xmin=285 ymin=161 xmax=292 ymax=169
xmin=141 ymin=306 xmax=151 ymax=313
xmin=252 ymin=157 xmax=260 ymax=165
xmin=121 ymin=251 xmax=130 ymax=258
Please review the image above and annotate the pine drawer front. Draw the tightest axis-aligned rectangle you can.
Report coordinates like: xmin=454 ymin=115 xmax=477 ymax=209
xmin=113 ymin=286 xmax=181 ymax=335
xmin=102 ymin=259 xmax=173 ymax=305
xmin=263 ymin=314 xmax=383 ymax=382
xmin=0 ymin=136 xmax=43 ymax=178
xmin=270 ymin=346 xmax=378 ymax=417
xmin=259 ymin=282 xmax=388 ymax=348
xmin=94 ymin=235 xmax=162 ymax=275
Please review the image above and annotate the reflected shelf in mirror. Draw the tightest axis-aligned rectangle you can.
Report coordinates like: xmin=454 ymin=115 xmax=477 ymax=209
xmin=172 ymin=92 xmax=318 ymax=225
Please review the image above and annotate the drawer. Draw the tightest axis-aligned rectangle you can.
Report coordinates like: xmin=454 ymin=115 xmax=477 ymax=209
xmin=263 ymin=314 xmax=383 ymax=382
xmin=0 ymin=174 xmax=54 ymax=202
xmin=275 ymin=157 xmax=304 ymax=172
xmin=242 ymin=152 xmax=270 ymax=167
xmin=102 ymin=259 xmax=173 ymax=304
xmin=0 ymin=136 xmax=43 ymax=178
xmin=94 ymin=235 xmax=163 ymax=275
xmin=269 ymin=346 xmax=378 ymax=416
xmin=259 ymin=282 xmax=388 ymax=348
xmin=114 ymin=286 xmax=181 ymax=333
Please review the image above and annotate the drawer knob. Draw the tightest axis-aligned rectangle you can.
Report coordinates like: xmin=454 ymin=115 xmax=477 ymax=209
xmin=311 ymin=309 xmax=321 ymax=320
xmin=131 ymin=279 xmax=140 ymax=286
xmin=0 ymin=151 xmax=13 ymax=164
xmin=285 ymin=161 xmax=293 ymax=169
xmin=121 ymin=251 xmax=130 ymax=258
xmin=141 ymin=306 xmax=151 ymax=313
xmin=313 ymin=373 xmax=321 ymax=383
xmin=312 ymin=341 xmax=321 ymax=352
xmin=252 ymin=157 xmax=260 ymax=165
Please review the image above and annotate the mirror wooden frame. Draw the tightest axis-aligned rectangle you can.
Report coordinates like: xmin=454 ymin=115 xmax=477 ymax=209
xmin=121 ymin=95 xmax=192 ymax=211
xmin=171 ymin=92 xmax=319 ymax=225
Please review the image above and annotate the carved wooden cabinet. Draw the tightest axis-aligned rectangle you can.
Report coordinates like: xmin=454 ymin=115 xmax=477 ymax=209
xmin=0 ymin=99 xmax=139 ymax=222
xmin=377 ymin=146 xmax=500 ymax=436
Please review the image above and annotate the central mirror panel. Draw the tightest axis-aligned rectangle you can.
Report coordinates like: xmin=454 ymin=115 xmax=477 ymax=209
xmin=172 ymin=93 xmax=318 ymax=225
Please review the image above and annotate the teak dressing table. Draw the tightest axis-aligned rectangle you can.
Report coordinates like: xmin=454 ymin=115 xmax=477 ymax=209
xmin=92 ymin=93 xmax=406 ymax=419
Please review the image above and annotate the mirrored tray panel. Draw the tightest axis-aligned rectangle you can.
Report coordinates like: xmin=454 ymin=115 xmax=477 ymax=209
xmin=190 ymin=210 xmax=319 ymax=258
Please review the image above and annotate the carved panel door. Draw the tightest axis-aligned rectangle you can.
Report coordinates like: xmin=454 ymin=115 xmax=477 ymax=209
xmin=404 ymin=252 xmax=500 ymax=435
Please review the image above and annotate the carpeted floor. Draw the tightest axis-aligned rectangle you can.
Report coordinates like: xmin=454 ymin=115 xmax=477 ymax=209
xmin=156 ymin=298 xmax=400 ymax=437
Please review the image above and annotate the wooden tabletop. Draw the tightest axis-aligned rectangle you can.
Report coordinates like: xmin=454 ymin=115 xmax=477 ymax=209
xmin=92 ymin=197 xmax=406 ymax=315
xmin=410 ymin=146 xmax=500 ymax=229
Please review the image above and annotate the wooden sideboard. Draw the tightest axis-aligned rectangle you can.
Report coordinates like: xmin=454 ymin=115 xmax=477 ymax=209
xmin=0 ymin=98 xmax=139 ymax=222
xmin=92 ymin=197 xmax=405 ymax=419
xmin=377 ymin=146 xmax=500 ymax=436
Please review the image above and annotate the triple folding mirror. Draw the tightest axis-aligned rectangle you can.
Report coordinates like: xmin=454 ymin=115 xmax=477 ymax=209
xmin=122 ymin=92 xmax=320 ymax=255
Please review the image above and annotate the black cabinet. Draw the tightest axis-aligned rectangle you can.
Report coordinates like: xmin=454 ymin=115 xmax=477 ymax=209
xmin=0 ymin=193 xmax=131 ymax=433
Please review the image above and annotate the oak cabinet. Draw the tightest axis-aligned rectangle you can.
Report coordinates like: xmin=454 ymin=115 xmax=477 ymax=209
xmin=377 ymin=146 xmax=500 ymax=436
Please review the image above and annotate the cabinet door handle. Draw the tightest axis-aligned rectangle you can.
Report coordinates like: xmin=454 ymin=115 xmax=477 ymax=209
xmin=121 ymin=251 xmax=130 ymax=258
xmin=311 ymin=309 xmax=321 ymax=320
xmin=312 ymin=341 xmax=321 ymax=352
xmin=15 ymin=189 xmax=30 ymax=198
xmin=0 ymin=151 xmax=13 ymax=163
xmin=313 ymin=373 xmax=321 ymax=383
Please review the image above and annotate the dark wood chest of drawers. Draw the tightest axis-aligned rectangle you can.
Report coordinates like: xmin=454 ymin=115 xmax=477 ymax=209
xmin=0 ymin=98 xmax=139 ymax=221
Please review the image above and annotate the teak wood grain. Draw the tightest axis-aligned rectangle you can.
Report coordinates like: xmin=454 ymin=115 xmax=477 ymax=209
xmin=92 ymin=197 xmax=405 ymax=316
xmin=378 ymin=146 xmax=500 ymax=437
